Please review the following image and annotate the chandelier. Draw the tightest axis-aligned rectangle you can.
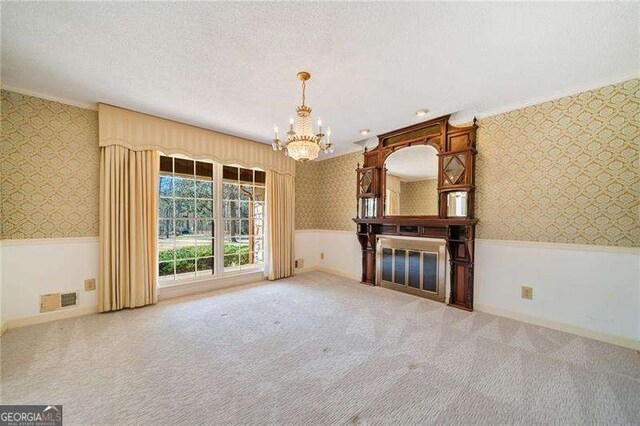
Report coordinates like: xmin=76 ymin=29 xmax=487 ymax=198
xmin=272 ymin=71 xmax=333 ymax=162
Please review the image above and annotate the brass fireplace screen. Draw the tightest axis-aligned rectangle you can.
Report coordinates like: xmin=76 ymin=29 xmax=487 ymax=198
xmin=376 ymin=237 xmax=446 ymax=302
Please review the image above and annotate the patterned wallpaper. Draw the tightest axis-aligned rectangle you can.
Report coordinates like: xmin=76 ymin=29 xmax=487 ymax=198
xmin=295 ymin=78 xmax=640 ymax=247
xmin=295 ymin=151 xmax=362 ymax=231
xmin=1 ymin=90 xmax=99 ymax=239
xmin=399 ymin=179 xmax=438 ymax=215
xmin=476 ymin=78 xmax=639 ymax=247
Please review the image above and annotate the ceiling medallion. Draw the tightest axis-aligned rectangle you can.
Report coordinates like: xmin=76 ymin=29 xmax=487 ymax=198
xmin=272 ymin=71 xmax=333 ymax=163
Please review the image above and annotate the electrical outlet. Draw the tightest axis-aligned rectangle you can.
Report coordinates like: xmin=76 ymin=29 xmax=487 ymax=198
xmin=295 ymin=259 xmax=304 ymax=269
xmin=84 ymin=278 xmax=96 ymax=291
xmin=320 ymin=252 xmax=325 ymax=260
xmin=521 ymin=286 xmax=533 ymax=300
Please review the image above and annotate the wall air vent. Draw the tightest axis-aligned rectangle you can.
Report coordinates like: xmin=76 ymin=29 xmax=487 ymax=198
xmin=40 ymin=291 xmax=78 ymax=313
xmin=61 ymin=291 xmax=78 ymax=308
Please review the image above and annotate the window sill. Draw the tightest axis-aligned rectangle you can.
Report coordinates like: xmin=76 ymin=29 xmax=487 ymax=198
xmin=157 ymin=269 xmax=265 ymax=300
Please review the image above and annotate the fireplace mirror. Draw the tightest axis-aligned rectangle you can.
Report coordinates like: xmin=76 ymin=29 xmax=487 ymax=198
xmin=384 ymin=145 xmax=439 ymax=216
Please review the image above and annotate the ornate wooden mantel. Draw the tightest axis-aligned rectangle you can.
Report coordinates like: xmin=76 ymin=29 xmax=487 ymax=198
xmin=353 ymin=115 xmax=478 ymax=311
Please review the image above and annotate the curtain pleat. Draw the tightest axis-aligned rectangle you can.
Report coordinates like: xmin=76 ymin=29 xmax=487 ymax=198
xmin=99 ymin=145 xmax=158 ymax=312
xmin=266 ymin=171 xmax=295 ymax=280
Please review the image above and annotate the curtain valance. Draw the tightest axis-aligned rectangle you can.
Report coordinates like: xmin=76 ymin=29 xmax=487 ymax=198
xmin=98 ymin=103 xmax=296 ymax=176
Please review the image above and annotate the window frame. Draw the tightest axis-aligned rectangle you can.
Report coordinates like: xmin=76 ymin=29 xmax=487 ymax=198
xmin=157 ymin=155 xmax=265 ymax=286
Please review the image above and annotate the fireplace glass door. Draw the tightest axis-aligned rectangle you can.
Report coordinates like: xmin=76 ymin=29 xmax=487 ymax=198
xmin=377 ymin=237 xmax=446 ymax=302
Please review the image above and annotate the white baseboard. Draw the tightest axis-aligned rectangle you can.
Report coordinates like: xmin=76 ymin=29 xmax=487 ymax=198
xmin=3 ymin=305 xmax=100 ymax=333
xmin=294 ymin=265 xmax=360 ymax=282
xmin=475 ymin=303 xmax=640 ymax=351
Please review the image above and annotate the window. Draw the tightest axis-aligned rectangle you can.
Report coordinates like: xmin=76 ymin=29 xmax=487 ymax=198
xmin=158 ymin=156 xmax=266 ymax=284
xmin=159 ymin=157 xmax=215 ymax=282
xmin=222 ymin=165 xmax=266 ymax=272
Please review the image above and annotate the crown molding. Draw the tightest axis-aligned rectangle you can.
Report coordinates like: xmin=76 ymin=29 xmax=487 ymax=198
xmin=1 ymin=85 xmax=98 ymax=111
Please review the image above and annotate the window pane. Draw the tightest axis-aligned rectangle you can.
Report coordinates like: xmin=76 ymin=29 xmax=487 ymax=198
xmin=160 ymin=156 xmax=173 ymax=173
xmin=239 ymin=220 xmax=249 ymax=236
xmin=174 ymin=158 xmax=194 ymax=176
xmin=196 ymin=180 xmax=213 ymax=199
xmin=254 ymin=202 xmax=264 ymax=219
xmin=240 ymin=250 xmax=250 ymax=266
xmin=239 ymin=184 xmax=252 ymax=201
xmin=196 ymin=199 xmax=213 ymax=218
xmin=159 ymin=198 xmax=174 ymax=218
xmin=224 ymin=220 xmax=239 ymax=238
xmin=176 ymin=199 xmax=195 ymax=218
xmin=196 ymin=257 xmax=214 ymax=276
xmin=239 ymin=168 xmax=253 ymax=184
xmin=159 ymin=261 xmax=175 ymax=278
xmin=223 ymin=200 xmax=238 ymax=218
xmin=254 ymin=186 xmax=265 ymax=202
xmin=254 ymin=219 xmax=264 ymax=236
xmin=238 ymin=201 xmax=249 ymax=218
xmin=253 ymin=238 xmax=264 ymax=253
xmin=196 ymin=219 xmax=213 ymax=238
xmin=196 ymin=161 xmax=213 ymax=179
xmin=159 ymin=176 xmax=173 ymax=197
xmin=223 ymin=183 xmax=238 ymax=200
xmin=254 ymin=170 xmax=266 ymax=184
xmin=175 ymin=220 xmax=196 ymax=259
xmin=195 ymin=239 xmax=214 ymax=258
xmin=174 ymin=177 xmax=196 ymax=198
xmin=224 ymin=254 xmax=240 ymax=269
xmin=158 ymin=220 xmax=175 ymax=259
xmin=175 ymin=258 xmax=196 ymax=276
xmin=223 ymin=165 xmax=239 ymax=180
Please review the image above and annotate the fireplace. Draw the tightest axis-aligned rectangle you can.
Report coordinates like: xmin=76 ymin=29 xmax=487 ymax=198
xmin=376 ymin=237 xmax=446 ymax=302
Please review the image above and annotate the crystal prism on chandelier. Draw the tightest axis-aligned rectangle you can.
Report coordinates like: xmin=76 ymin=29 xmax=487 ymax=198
xmin=272 ymin=71 xmax=333 ymax=162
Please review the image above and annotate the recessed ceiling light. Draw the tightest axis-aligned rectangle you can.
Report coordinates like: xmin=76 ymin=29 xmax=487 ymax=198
xmin=416 ymin=109 xmax=429 ymax=117
xmin=360 ymin=129 xmax=370 ymax=135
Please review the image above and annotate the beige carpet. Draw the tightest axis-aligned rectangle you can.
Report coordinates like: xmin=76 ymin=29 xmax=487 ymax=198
xmin=1 ymin=271 xmax=639 ymax=424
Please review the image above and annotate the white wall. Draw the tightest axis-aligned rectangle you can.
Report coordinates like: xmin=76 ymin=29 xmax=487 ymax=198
xmin=474 ymin=240 xmax=640 ymax=341
xmin=1 ymin=238 xmax=100 ymax=325
xmin=0 ymin=237 xmax=266 ymax=329
xmin=295 ymin=230 xmax=361 ymax=280
xmin=295 ymin=230 xmax=640 ymax=348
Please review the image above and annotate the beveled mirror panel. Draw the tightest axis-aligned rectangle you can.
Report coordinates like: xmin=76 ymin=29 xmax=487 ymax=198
xmin=446 ymin=191 xmax=468 ymax=217
xmin=384 ymin=145 xmax=438 ymax=216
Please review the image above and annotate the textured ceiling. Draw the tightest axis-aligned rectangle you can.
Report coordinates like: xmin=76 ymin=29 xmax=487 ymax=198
xmin=2 ymin=2 xmax=638 ymax=157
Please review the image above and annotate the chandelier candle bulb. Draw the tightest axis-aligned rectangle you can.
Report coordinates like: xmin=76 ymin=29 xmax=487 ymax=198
xmin=270 ymin=71 xmax=333 ymax=162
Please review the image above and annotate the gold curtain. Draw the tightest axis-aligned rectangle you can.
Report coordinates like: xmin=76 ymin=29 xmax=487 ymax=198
xmin=99 ymin=145 xmax=159 ymax=312
xmin=99 ymin=103 xmax=295 ymax=177
xmin=266 ymin=171 xmax=295 ymax=280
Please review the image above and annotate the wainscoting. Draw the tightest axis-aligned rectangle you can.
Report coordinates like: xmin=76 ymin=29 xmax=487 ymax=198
xmin=295 ymin=230 xmax=640 ymax=349
xmin=0 ymin=237 xmax=264 ymax=332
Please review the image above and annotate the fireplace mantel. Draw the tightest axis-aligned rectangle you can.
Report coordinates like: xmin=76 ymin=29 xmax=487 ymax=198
xmin=353 ymin=115 xmax=478 ymax=311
